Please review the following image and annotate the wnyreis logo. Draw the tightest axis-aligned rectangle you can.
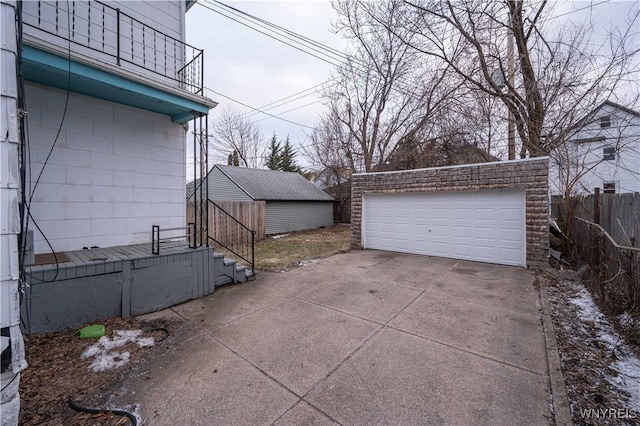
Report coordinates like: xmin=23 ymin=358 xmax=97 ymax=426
xmin=579 ymin=408 xmax=638 ymax=420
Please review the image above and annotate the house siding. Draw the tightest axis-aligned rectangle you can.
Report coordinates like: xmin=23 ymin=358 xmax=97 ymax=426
xmin=351 ymin=158 xmax=549 ymax=268
xmin=205 ymin=167 xmax=253 ymax=201
xmin=550 ymin=103 xmax=640 ymax=195
xmin=27 ymin=82 xmax=186 ymax=253
xmin=265 ymin=201 xmax=334 ymax=235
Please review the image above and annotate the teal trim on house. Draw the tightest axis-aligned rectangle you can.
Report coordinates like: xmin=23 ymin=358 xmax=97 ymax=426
xmin=186 ymin=0 xmax=198 ymax=11
xmin=21 ymin=45 xmax=212 ymax=123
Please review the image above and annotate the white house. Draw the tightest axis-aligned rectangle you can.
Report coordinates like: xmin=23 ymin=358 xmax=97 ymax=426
xmin=550 ymin=101 xmax=640 ymax=195
xmin=21 ymin=0 xmax=216 ymax=253
xmin=2 ymin=2 xmax=216 ymax=420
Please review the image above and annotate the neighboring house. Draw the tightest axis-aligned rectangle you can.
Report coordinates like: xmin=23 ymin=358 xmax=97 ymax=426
xmin=21 ymin=0 xmax=216 ymax=254
xmin=550 ymin=101 xmax=640 ymax=195
xmin=190 ymin=165 xmax=335 ymax=234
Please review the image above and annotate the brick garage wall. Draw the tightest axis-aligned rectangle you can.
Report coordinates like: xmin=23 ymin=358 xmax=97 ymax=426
xmin=351 ymin=158 xmax=549 ymax=268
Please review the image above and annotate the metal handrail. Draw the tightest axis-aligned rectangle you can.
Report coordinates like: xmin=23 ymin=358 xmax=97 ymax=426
xmin=206 ymin=199 xmax=255 ymax=273
xmin=22 ymin=0 xmax=204 ymax=94
xmin=152 ymin=223 xmax=196 ymax=255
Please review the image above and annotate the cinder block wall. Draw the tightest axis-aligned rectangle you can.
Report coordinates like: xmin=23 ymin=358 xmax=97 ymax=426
xmin=351 ymin=158 xmax=549 ymax=268
xmin=26 ymin=83 xmax=186 ymax=253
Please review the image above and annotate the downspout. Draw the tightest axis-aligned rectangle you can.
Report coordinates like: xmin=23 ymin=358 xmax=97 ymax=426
xmin=1 ymin=1 xmax=28 ymax=425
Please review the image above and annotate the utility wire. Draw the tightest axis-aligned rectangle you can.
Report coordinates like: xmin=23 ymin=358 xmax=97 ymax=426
xmin=196 ymin=1 xmax=343 ymax=67
xmin=209 ymin=0 xmax=350 ymax=60
xmin=204 ymin=86 xmax=316 ymax=129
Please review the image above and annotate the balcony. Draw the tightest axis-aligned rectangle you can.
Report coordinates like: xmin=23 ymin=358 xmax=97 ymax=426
xmin=20 ymin=0 xmax=214 ymax=122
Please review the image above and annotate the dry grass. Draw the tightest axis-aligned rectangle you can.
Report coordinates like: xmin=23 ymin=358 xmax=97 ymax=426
xmin=255 ymin=224 xmax=351 ymax=272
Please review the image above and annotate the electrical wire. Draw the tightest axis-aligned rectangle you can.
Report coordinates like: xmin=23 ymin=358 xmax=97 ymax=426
xmin=204 ymin=87 xmax=316 ymax=129
xmin=196 ymin=1 xmax=343 ymax=67
xmin=17 ymin=1 xmax=73 ymax=340
xmin=238 ymin=79 xmax=336 ymax=121
xmin=195 ymin=0 xmax=441 ymax=118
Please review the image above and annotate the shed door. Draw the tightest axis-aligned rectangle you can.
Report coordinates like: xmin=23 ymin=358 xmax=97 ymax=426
xmin=362 ymin=190 xmax=526 ymax=266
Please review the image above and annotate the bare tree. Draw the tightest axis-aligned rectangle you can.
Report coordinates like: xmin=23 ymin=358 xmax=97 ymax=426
xmin=209 ymin=107 xmax=265 ymax=168
xmin=311 ymin=0 xmax=460 ymax=173
xmin=305 ymin=110 xmax=352 ymax=186
xmin=390 ymin=0 xmax=639 ymax=157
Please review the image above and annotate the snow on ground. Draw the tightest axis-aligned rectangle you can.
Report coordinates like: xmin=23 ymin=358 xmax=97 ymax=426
xmin=81 ymin=330 xmax=155 ymax=372
xmin=569 ymin=284 xmax=640 ymax=411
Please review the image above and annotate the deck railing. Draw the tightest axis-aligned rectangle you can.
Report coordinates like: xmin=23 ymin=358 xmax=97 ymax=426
xmin=151 ymin=224 xmax=196 ymax=255
xmin=22 ymin=0 xmax=204 ymax=95
xmin=206 ymin=200 xmax=255 ymax=274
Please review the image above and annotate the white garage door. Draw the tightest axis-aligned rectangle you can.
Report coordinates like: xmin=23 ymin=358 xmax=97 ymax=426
xmin=362 ymin=190 xmax=526 ymax=266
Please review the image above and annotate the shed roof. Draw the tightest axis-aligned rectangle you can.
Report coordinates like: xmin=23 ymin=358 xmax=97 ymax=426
xmin=215 ymin=165 xmax=334 ymax=201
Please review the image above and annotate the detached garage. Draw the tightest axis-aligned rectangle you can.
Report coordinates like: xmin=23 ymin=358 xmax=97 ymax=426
xmin=352 ymin=158 xmax=549 ymax=268
xmin=193 ymin=165 xmax=335 ymax=235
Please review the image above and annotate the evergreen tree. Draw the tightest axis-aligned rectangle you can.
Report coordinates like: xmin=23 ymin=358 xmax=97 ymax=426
xmin=266 ymin=134 xmax=281 ymax=170
xmin=279 ymin=136 xmax=301 ymax=173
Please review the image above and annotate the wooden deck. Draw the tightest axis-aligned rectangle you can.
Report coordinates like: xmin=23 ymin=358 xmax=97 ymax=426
xmin=26 ymin=241 xmax=206 ymax=281
xmin=25 ymin=241 xmax=221 ymax=333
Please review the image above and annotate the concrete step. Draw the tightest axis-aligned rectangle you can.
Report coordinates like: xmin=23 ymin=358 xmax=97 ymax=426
xmin=212 ymin=252 xmax=254 ymax=286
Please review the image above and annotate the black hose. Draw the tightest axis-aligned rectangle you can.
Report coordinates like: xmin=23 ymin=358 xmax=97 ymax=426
xmin=68 ymin=396 xmax=138 ymax=425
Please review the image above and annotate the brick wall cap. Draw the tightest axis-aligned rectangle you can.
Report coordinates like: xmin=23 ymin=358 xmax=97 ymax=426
xmin=353 ymin=157 xmax=550 ymax=177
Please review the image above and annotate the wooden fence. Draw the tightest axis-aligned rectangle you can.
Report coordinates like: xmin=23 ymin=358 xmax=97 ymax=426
xmin=187 ymin=201 xmax=266 ymax=247
xmin=551 ymin=193 xmax=640 ymax=247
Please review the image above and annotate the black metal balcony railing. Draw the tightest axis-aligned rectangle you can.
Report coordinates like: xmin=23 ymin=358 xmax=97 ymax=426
xmin=22 ymin=0 xmax=203 ymax=95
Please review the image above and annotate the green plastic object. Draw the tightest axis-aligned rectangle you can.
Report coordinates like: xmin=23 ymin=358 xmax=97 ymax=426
xmin=77 ymin=324 xmax=105 ymax=339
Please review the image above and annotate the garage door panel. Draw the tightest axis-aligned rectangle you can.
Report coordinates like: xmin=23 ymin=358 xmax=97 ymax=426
xmin=476 ymin=226 xmax=496 ymax=240
xmin=501 ymin=227 xmax=523 ymax=243
xmin=363 ymin=190 xmax=525 ymax=266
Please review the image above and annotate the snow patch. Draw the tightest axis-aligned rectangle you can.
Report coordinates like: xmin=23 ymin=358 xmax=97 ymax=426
xmin=81 ymin=330 xmax=154 ymax=372
xmin=271 ymin=234 xmax=289 ymax=239
xmin=568 ymin=285 xmax=640 ymax=411
xmin=297 ymin=259 xmax=319 ymax=267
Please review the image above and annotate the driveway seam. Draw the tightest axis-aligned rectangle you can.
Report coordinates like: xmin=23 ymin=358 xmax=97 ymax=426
xmin=384 ymin=324 xmax=549 ymax=377
xmin=198 ymin=292 xmax=290 ymax=331
xmin=171 ymin=298 xmax=350 ymax=425
xmin=417 ymin=288 xmax=542 ymax=317
xmin=299 ymin=261 xmax=461 ymax=406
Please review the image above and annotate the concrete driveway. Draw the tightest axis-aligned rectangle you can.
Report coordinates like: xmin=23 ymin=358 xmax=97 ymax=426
xmin=128 ymin=250 xmax=552 ymax=425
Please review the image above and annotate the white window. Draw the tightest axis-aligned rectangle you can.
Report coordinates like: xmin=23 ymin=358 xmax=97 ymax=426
xmin=603 ymin=146 xmax=616 ymax=161
xmin=603 ymin=182 xmax=616 ymax=193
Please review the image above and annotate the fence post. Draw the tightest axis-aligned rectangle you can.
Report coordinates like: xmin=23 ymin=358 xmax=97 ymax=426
xmin=594 ymin=187 xmax=600 ymax=224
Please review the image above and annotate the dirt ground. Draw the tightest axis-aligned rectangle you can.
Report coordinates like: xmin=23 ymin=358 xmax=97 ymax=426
xmin=542 ymin=266 xmax=640 ymax=425
xmin=19 ymin=316 xmax=180 ymax=425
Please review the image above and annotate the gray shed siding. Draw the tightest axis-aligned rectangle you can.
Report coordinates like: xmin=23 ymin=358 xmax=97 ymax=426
xmin=206 ymin=167 xmax=253 ymax=201
xmin=265 ymin=201 xmax=333 ymax=234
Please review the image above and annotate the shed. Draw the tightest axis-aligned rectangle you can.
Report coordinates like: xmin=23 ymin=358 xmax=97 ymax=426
xmin=191 ymin=165 xmax=335 ymax=235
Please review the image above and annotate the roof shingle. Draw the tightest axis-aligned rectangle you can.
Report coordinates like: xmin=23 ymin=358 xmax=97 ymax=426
xmin=215 ymin=165 xmax=334 ymax=201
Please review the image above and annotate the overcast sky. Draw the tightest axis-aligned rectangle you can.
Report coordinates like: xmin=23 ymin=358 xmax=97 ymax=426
xmin=185 ymin=0 xmax=639 ymax=175
xmin=186 ymin=0 xmax=342 ymax=173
